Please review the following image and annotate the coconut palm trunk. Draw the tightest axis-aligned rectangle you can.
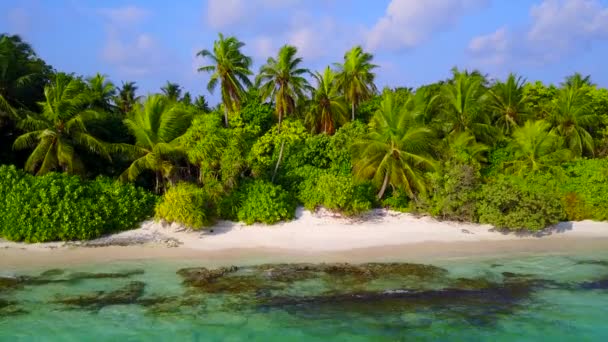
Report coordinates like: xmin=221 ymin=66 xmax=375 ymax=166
xmin=377 ymin=171 xmax=390 ymax=199
xmin=352 ymin=102 xmax=355 ymax=121
xmin=272 ymin=140 xmax=285 ymax=182
xmin=223 ymin=105 xmax=229 ymax=127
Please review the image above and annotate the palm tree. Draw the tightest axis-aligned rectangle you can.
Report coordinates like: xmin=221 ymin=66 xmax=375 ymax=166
xmin=86 ymin=73 xmax=116 ymax=112
xmin=161 ymin=81 xmax=182 ymax=102
xmin=441 ymin=68 xmax=494 ymax=141
xmin=549 ymin=85 xmax=598 ymax=157
xmin=13 ymin=73 xmax=114 ymax=175
xmin=504 ymin=120 xmax=572 ymax=176
xmin=121 ymin=94 xmax=194 ymax=193
xmin=334 ymin=46 xmax=378 ymax=121
xmin=411 ymin=86 xmax=441 ymax=126
xmin=255 ymin=45 xmax=311 ymax=182
xmin=487 ymin=73 xmax=529 ymax=135
xmin=0 ymin=34 xmax=51 ymax=118
xmin=0 ymin=40 xmax=14 ymax=117
xmin=193 ymin=95 xmax=210 ymax=112
xmin=352 ymin=91 xmax=436 ymax=200
xmin=115 ymin=81 xmax=139 ymax=115
xmin=305 ymin=66 xmax=348 ymax=134
xmin=256 ymin=45 xmax=311 ymax=129
xmin=181 ymin=92 xmax=192 ymax=105
xmin=563 ymin=72 xmax=593 ymax=89
xmin=197 ymin=33 xmax=252 ymax=127
xmin=444 ymin=131 xmax=489 ymax=165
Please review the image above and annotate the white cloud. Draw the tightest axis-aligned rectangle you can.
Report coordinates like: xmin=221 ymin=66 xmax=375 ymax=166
xmin=206 ymin=0 xmax=246 ymax=29
xmin=98 ymin=5 xmax=149 ymax=26
xmin=205 ymin=0 xmax=317 ymax=29
xmin=97 ymin=6 xmax=167 ymax=77
xmin=528 ymin=0 xmax=608 ymax=51
xmin=204 ymin=0 xmax=357 ymax=68
xmin=102 ymin=31 xmax=162 ymax=76
xmin=366 ymin=0 xmax=487 ymax=52
xmin=468 ymin=27 xmax=510 ymax=65
xmin=469 ymin=0 xmax=608 ymax=66
xmin=287 ymin=17 xmax=337 ymax=59
xmin=251 ymin=36 xmax=276 ymax=59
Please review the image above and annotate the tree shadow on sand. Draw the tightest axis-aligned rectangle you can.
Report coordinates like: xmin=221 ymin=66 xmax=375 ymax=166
xmin=490 ymin=221 xmax=574 ymax=238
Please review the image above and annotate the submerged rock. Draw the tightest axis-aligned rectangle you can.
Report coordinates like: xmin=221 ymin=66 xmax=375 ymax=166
xmin=27 ymin=269 xmax=145 ymax=286
xmin=579 ymin=277 xmax=608 ymax=290
xmin=63 ymin=269 xmax=145 ymax=282
xmin=0 ymin=299 xmax=27 ymax=317
xmin=176 ymin=263 xmax=450 ymax=295
xmin=1 ymin=269 xmax=145 ymax=296
xmin=0 ymin=275 xmax=32 ymax=294
xmin=39 ymin=269 xmax=65 ymax=277
xmin=177 ymin=266 xmax=239 ymax=287
xmin=259 ymin=279 xmax=538 ymax=327
xmin=55 ymin=281 xmax=146 ymax=310
xmin=573 ymin=260 xmax=608 ymax=267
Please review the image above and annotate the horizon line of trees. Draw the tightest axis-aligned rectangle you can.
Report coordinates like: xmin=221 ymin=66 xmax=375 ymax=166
xmin=2 ymin=32 xmax=608 ymax=234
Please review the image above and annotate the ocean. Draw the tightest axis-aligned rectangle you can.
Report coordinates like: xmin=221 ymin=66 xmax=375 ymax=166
xmin=2 ymin=250 xmax=608 ymax=341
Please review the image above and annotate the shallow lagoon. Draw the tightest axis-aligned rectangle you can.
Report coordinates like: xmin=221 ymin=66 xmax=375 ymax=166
xmin=2 ymin=251 xmax=608 ymax=341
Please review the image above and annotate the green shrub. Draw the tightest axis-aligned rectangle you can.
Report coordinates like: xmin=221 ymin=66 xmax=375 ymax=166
xmin=559 ymin=159 xmax=608 ymax=221
xmin=296 ymin=167 xmax=374 ymax=215
xmin=0 ymin=165 xmax=157 ymax=242
xmin=381 ymin=190 xmax=410 ymax=212
xmin=476 ymin=175 xmax=565 ymax=231
xmin=155 ymin=183 xmax=213 ymax=229
xmin=235 ymin=180 xmax=296 ymax=225
xmin=563 ymin=192 xmax=590 ymax=221
xmin=423 ymin=163 xmax=481 ymax=221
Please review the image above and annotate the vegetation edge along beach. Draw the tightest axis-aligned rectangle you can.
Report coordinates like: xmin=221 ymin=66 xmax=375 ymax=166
xmin=1 ymin=32 xmax=608 ymax=246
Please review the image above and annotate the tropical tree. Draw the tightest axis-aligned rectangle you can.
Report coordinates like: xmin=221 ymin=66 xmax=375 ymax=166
xmin=0 ymin=34 xmax=52 ymax=117
xmin=504 ymin=120 xmax=572 ymax=175
xmin=256 ymin=44 xmax=311 ymax=128
xmin=334 ymin=46 xmax=378 ymax=121
xmin=305 ymin=66 xmax=347 ymax=134
xmin=13 ymin=73 xmax=114 ymax=175
xmin=523 ymin=81 xmax=557 ymax=120
xmin=121 ymin=94 xmax=194 ymax=193
xmin=161 ymin=81 xmax=182 ymax=102
xmin=444 ymin=131 xmax=488 ymax=165
xmin=197 ymin=33 xmax=252 ymax=127
xmin=181 ymin=92 xmax=192 ymax=105
xmin=193 ymin=95 xmax=210 ymax=112
xmin=563 ymin=72 xmax=594 ymax=90
xmin=487 ymin=73 xmax=529 ymax=135
xmin=115 ymin=81 xmax=139 ymax=115
xmin=352 ymin=91 xmax=436 ymax=200
xmin=549 ymin=85 xmax=598 ymax=157
xmin=86 ymin=73 xmax=116 ymax=112
xmin=411 ymin=85 xmax=442 ymax=126
xmin=441 ymin=68 xmax=494 ymax=141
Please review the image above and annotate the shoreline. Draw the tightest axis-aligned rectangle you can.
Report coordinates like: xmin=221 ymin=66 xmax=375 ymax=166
xmin=3 ymin=208 xmax=608 ymax=269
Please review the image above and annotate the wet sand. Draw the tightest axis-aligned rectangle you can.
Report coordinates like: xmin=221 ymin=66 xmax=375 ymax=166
xmin=3 ymin=237 xmax=608 ymax=271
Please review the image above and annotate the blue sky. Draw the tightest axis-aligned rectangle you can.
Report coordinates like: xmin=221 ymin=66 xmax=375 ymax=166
xmin=2 ymin=0 xmax=607 ymax=104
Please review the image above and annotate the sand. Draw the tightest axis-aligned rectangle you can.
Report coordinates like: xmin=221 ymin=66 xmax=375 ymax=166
xmin=2 ymin=208 xmax=608 ymax=269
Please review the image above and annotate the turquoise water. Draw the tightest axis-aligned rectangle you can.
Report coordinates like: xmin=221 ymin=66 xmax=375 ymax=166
xmin=2 ymin=252 xmax=608 ymax=341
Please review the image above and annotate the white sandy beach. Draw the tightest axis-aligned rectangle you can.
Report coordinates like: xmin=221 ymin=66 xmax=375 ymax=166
xmin=2 ymin=208 xmax=608 ymax=269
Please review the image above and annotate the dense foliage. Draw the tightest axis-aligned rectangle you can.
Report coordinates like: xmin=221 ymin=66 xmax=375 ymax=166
xmin=233 ymin=180 xmax=296 ymax=225
xmin=2 ymin=32 xmax=608 ymax=242
xmin=155 ymin=183 xmax=213 ymax=229
xmin=476 ymin=175 xmax=564 ymax=231
xmin=0 ymin=165 xmax=156 ymax=242
xmin=553 ymin=159 xmax=608 ymax=221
